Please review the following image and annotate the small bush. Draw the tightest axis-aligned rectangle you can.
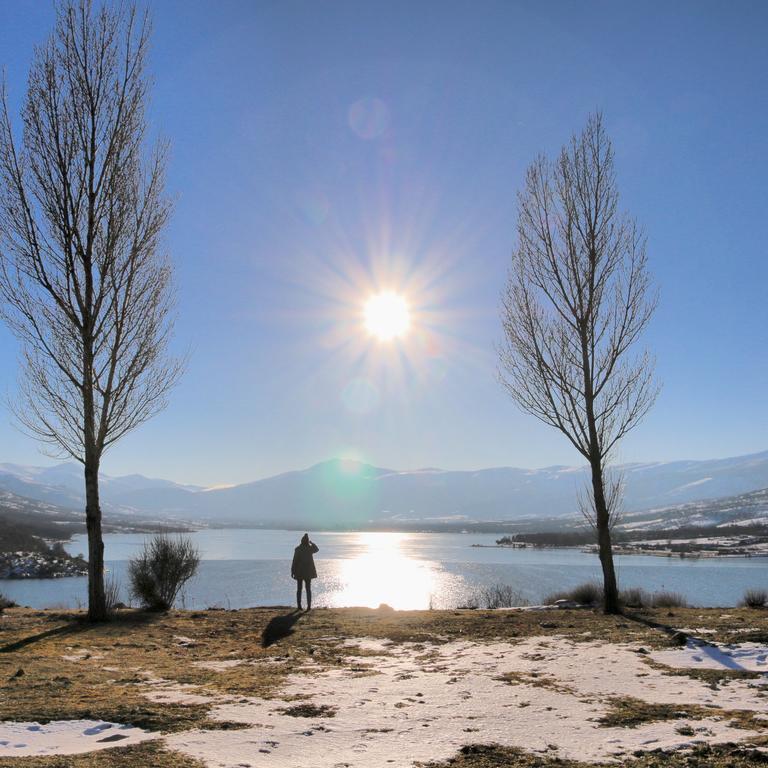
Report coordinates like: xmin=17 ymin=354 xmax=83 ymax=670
xmin=128 ymin=534 xmax=200 ymax=611
xmin=0 ymin=593 xmax=17 ymax=611
xmin=650 ymin=590 xmax=688 ymax=608
xmin=458 ymin=584 xmax=529 ymax=609
xmin=479 ymin=584 xmax=530 ymax=609
xmin=620 ymin=587 xmax=650 ymax=608
xmin=105 ymin=574 xmax=122 ymax=615
xmin=457 ymin=595 xmax=479 ymax=610
xmin=545 ymin=581 xmax=603 ymax=606
xmin=742 ymin=588 xmax=767 ymax=609
xmin=570 ymin=581 xmax=603 ymax=605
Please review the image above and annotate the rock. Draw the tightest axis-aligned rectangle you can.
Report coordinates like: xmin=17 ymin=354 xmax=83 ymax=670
xmin=670 ymin=631 xmax=688 ymax=646
xmin=11 ymin=668 xmax=24 ymax=678
xmin=554 ymin=599 xmax=579 ymax=609
xmin=634 ymin=647 xmax=649 ymax=654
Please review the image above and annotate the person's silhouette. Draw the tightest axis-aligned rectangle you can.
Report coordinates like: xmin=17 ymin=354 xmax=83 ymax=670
xmin=291 ymin=533 xmax=319 ymax=611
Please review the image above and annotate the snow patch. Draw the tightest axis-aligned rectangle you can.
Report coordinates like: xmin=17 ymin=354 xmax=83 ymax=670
xmin=652 ymin=639 xmax=768 ymax=673
xmin=0 ymin=721 xmax=153 ymax=757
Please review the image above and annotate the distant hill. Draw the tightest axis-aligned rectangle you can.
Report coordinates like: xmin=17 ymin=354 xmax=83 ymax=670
xmin=618 ymin=486 xmax=768 ymax=531
xmin=0 ymin=485 xmax=191 ymax=541
xmin=2 ymin=451 xmax=768 ymax=529
xmin=0 ymin=462 xmax=201 ymax=516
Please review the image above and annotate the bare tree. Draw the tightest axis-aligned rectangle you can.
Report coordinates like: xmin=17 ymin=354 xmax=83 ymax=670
xmin=0 ymin=0 xmax=182 ymax=621
xmin=499 ymin=113 xmax=658 ymax=614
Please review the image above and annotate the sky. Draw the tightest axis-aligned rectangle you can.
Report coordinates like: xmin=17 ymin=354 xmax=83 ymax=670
xmin=0 ymin=0 xmax=766 ymax=487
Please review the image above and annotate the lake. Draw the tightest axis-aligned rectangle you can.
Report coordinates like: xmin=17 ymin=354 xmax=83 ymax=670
xmin=1 ymin=529 xmax=766 ymax=609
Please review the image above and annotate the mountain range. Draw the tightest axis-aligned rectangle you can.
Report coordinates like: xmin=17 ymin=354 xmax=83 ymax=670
xmin=2 ymin=450 xmax=768 ymax=529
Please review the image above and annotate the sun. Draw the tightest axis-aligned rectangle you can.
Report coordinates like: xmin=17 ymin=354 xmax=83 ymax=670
xmin=364 ymin=292 xmax=410 ymax=341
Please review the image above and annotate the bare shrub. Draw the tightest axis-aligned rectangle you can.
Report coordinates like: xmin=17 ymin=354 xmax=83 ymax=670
xmin=105 ymin=574 xmax=122 ymax=615
xmin=457 ymin=594 xmax=480 ymax=610
xmin=0 ymin=593 xmax=17 ymax=611
xmin=570 ymin=582 xmax=604 ymax=605
xmin=620 ymin=587 xmax=650 ymax=608
xmin=651 ymin=591 xmax=688 ymax=608
xmin=545 ymin=581 xmax=603 ymax=606
xmin=128 ymin=535 xmax=199 ymax=611
xmin=742 ymin=589 xmax=767 ymax=609
xmin=479 ymin=584 xmax=530 ymax=609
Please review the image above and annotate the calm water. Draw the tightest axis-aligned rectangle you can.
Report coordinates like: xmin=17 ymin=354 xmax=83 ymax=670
xmin=1 ymin=529 xmax=766 ymax=609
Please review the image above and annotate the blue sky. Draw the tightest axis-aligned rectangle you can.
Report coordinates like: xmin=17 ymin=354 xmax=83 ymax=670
xmin=0 ymin=0 xmax=766 ymax=486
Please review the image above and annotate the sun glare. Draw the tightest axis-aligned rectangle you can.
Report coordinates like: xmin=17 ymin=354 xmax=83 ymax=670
xmin=364 ymin=292 xmax=410 ymax=341
xmin=328 ymin=532 xmax=439 ymax=609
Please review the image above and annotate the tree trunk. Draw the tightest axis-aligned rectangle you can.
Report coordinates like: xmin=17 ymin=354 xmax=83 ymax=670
xmin=85 ymin=458 xmax=107 ymax=622
xmin=589 ymin=456 xmax=620 ymax=614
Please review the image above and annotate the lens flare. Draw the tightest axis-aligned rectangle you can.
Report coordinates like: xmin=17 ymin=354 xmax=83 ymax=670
xmin=364 ymin=292 xmax=410 ymax=341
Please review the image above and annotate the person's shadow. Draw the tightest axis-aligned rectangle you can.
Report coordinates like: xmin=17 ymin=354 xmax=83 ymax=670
xmin=261 ymin=609 xmax=303 ymax=648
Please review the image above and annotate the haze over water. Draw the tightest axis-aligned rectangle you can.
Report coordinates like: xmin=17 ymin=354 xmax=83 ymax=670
xmin=2 ymin=529 xmax=765 ymax=610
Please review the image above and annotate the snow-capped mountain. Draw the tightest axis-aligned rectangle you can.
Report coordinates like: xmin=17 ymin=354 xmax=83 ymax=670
xmin=2 ymin=450 xmax=768 ymax=528
xmin=0 ymin=462 xmax=201 ymax=514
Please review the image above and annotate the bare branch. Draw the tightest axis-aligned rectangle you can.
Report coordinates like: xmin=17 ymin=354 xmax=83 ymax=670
xmin=0 ymin=0 xmax=181 ymax=464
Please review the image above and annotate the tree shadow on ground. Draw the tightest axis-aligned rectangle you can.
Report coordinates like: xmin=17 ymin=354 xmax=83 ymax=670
xmin=0 ymin=608 xmax=161 ymax=654
xmin=0 ymin=622 xmax=84 ymax=653
xmin=623 ymin=611 xmax=697 ymax=645
xmin=261 ymin=609 xmax=303 ymax=648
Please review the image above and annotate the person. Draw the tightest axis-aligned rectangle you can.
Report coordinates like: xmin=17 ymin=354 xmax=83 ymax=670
xmin=291 ymin=533 xmax=319 ymax=611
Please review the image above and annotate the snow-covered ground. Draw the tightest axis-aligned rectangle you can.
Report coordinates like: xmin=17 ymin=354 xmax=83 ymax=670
xmin=0 ymin=720 xmax=152 ymax=757
xmin=3 ymin=635 xmax=768 ymax=765
xmin=654 ymin=638 xmax=768 ymax=673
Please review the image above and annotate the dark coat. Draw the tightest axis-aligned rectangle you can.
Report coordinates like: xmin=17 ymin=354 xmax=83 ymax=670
xmin=291 ymin=542 xmax=319 ymax=580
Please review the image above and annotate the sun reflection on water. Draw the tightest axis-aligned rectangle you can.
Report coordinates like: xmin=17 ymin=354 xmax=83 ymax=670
xmin=324 ymin=532 xmax=439 ymax=610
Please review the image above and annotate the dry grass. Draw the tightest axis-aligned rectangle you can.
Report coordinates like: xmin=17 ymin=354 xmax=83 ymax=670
xmin=598 ymin=696 xmax=723 ymax=728
xmin=420 ymin=743 xmax=768 ymax=768
xmin=496 ymin=670 xmax=576 ymax=695
xmin=0 ymin=742 xmax=206 ymax=767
